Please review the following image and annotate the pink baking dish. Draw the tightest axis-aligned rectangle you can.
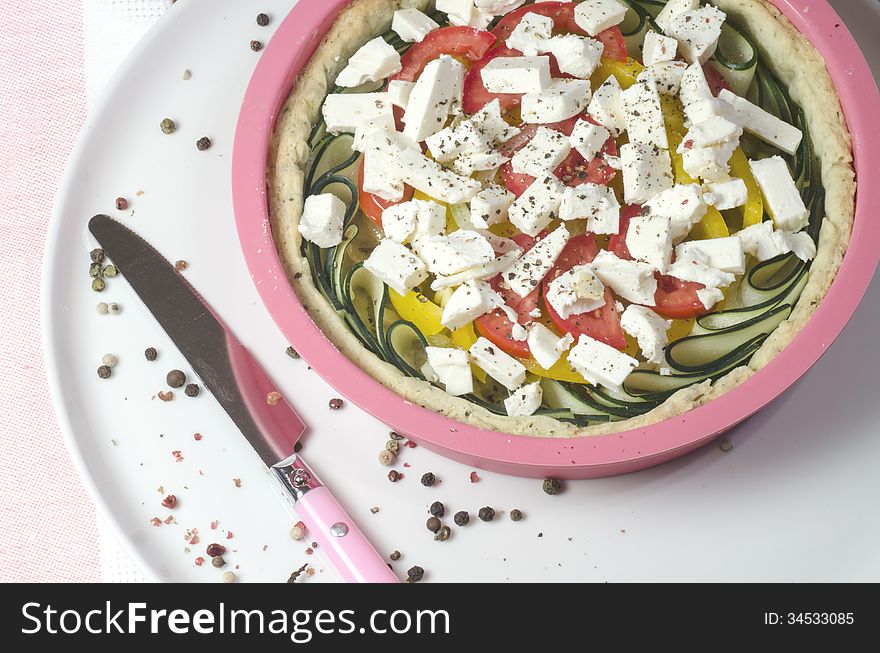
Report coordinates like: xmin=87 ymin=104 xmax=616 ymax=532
xmin=232 ymin=0 xmax=880 ymax=479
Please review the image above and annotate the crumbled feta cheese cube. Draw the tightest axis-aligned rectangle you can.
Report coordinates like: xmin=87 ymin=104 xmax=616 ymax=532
xmin=396 ymin=145 xmax=482 ymax=204
xmin=570 ymin=118 xmax=610 ymax=161
xmin=527 ymin=323 xmax=574 ymax=370
xmin=573 ymin=0 xmax=629 ymax=37
xmin=425 ymin=347 xmax=473 ymax=396
xmin=737 ymin=222 xmax=816 ymax=262
xmin=642 ymin=30 xmax=678 ymax=66
xmin=591 ymin=249 xmax=658 ymax=306
xmin=644 ymin=184 xmax=708 ymax=241
xmin=322 ymin=92 xmax=393 ymax=134
xmin=666 ymin=254 xmax=735 ymax=290
xmin=638 ymin=60 xmax=689 ymax=95
xmin=506 ymin=11 xmax=554 ymax=55
xmin=481 ymin=56 xmax=552 ymax=94
xmin=430 ymin=249 xmax=522 ymax=290
xmin=683 ymin=97 xmax=726 ymax=126
xmin=363 ymin=239 xmax=428 ymax=295
xmin=471 ymin=98 xmax=522 ymax=144
xmin=676 ymin=236 xmax=745 ymax=274
xmin=666 ymin=5 xmax=726 ymax=65
xmin=471 ymin=184 xmax=516 ymax=228
xmin=440 ymin=280 xmax=498 ymax=328
xmin=392 ymin=8 xmax=440 ymax=43
xmin=419 ymin=230 xmax=496 ymax=276
xmin=469 ymin=337 xmax=527 ymax=390
xmin=681 ymin=116 xmax=742 ymax=148
xmin=476 ymin=0 xmax=528 ymax=15
xmin=403 ymin=55 xmax=465 ymax=142
xmin=504 ymin=382 xmax=544 ymax=417
xmin=351 ymin=113 xmax=398 ymax=153
xmin=679 ymin=139 xmax=738 ymax=182
xmin=436 ymin=0 xmax=475 ymax=26
xmin=511 ymin=126 xmax=572 ymax=178
xmin=508 ymin=175 xmax=566 ymax=237
xmin=504 ymin=225 xmax=570 ymax=298
xmin=387 ymin=80 xmax=415 ymax=109
xmin=696 ymin=287 xmax=724 ymax=310
xmin=654 ymin=0 xmax=699 ymax=33
xmin=410 ymin=200 xmax=447 ymax=243
xmin=545 ymin=34 xmax=605 ymax=79
xmin=626 ymin=214 xmax=674 ymax=273
xmin=678 ymin=61 xmax=713 ymax=109
xmin=298 ymin=193 xmax=346 ymax=248
xmin=559 ymin=184 xmax=621 ymax=234
xmin=621 ymin=81 xmax=668 ymax=149
xmin=453 ymin=150 xmax=509 ymax=176
xmin=568 ymin=334 xmax=638 ymax=391
xmin=620 ymin=142 xmax=674 ymax=205
xmin=717 ymin=89 xmax=804 ymax=156
xmin=335 ymin=37 xmax=402 ymax=88
xmin=620 ymin=305 xmax=670 ymax=365
xmin=588 ymin=75 xmax=626 ymax=136
xmin=521 ymin=79 xmax=592 ymax=124
xmin=381 ymin=202 xmax=419 ymax=243
xmin=703 ymin=178 xmax=748 ymax=210
xmin=546 ymin=264 xmax=606 ymax=319
xmin=749 ymin=156 xmax=809 ymax=232
xmin=776 ymin=230 xmax=817 ymax=262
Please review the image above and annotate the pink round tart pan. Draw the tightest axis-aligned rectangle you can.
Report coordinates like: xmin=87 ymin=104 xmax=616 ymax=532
xmin=232 ymin=0 xmax=880 ymax=479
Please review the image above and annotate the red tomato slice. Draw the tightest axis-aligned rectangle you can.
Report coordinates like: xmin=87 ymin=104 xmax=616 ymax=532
xmin=499 ymin=115 xmax=618 ymax=197
xmin=492 ymin=2 xmax=627 ymax=61
xmin=542 ymin=233 xmax=627 ymax=350
xmin=392 ymin=26 xmax=496 ymax=83
xmin=703 ymin=63 xmax=732 ymax=97
xmin=607 ymin=203 xmax=643 ymax=258
xmin=474 ymin=234 xmax=539 ymax=358
xmin=358 ymin=157 xmax=414 ymax=227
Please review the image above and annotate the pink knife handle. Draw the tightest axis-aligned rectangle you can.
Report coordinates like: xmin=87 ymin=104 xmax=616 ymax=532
xmin=295 ymin=487 xmax=399 ymax=583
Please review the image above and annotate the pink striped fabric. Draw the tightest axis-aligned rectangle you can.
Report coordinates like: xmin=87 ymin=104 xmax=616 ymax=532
xmin=0 ymin=1 xmax=101 ymax=582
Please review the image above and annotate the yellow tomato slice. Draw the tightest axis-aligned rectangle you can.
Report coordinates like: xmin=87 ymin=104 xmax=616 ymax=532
xmin=593 ymin=57 xmax=644 ymax=90
xmin=388 ymin=289 xmax=445 ymax=337
xmin=729 ymin=148 xmax=764 ymax=228
xmin=690 ymin=206 xmax=730 ymax=240
xmin=667 ymin=318 xmax=695 ymax=342
xmin=521 ymin=356 xmax=588 ymax=384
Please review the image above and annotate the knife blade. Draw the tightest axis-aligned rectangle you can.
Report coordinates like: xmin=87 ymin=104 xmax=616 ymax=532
xmin=88 ymin=214 xmax=398 ymax=583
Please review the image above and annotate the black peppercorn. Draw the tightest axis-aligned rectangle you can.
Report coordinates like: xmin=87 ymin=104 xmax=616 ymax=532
xmin=453 ymin=511 xmax=470 ymax=526
xmin=389 ymin=550 xmax=401 ymax=561
xmin=97 ymin=365 xmax=112 ymax=379
xmin=90 ymin=248 xmax=105 ymax=263
xmin=387 ymin=470 xmax=400 ymax=482
xmin=185 ymin=383 xmax=200 ymax=397
xmin=510 ymin=509 xmax=523 ymax=522
xmin=426 ymin=517 xmax=441 ymax=533
xmin=256 ymin=12 xmax=270 ymax=26
xmin=478 ymin=506 xmax=495 ymax=522
xmin=211 ymin=556 xmax=226 ymax=568
xmin=196 ymin=136 xmax=212 ymax=151
xmin=542 ymin=478 xmax=561 ymax=496
xmin=406 ymin=566 xmax=424 ymax=583
xmin=250 ymin=40 xmax=263 ymax=51
xmin=420 ymin=472 xmax=436 ymax=487
xmin=166 ymin=369 xmax=186 ymax=388
xmin=429 ymin=501 xmax=444 ymax=518
xmin=144 ymin=347 xmax=158 ymax=362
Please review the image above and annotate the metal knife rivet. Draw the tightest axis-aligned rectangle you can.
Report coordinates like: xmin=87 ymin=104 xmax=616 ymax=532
xmin=330 ymin=522 xmax=349 ymax=538
xmin=291 ymin=470 xmax=311 ymax=488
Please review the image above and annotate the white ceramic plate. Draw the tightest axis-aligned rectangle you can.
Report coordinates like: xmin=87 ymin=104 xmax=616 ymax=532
xmin=45 ymin=0 xmax=880 ymax=582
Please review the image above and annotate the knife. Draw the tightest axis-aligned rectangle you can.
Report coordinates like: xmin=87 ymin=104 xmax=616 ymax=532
xmin=89 ymin=214 xmax=398 ymax=583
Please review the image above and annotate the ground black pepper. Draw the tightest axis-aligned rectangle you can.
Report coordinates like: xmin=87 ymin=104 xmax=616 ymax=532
xmin=542 ymin=478 xmax=562 ymax=495
xmin=453 ymin=511 xmax=469 ymax=526
xmin=406 ymin=566 xmax=424 ymax=583
xmin=166 ymin=370 xmax=186 ymax=388
xmin=478 ymin=506 xmax=495 ymax=522
xmin=420 ymin=472 xmax=436 ymax=487
xmin=144 ymin=347 xmax=158 ymax=361
xmin=184 ymin=383 xmax=200 ymax=397
xmin=429 ymin=501 xmax=444 ymax=518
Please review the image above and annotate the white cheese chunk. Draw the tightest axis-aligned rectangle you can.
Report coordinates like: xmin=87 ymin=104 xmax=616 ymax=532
xmin=545 ymin=34 xmax=605 ymax=79
xmin=469 ymin=337 xmax=527 ymax=390
xmin=703 ymin=178 xmax=748 ymax=210
xmin=387 ymin=80 xmax=415 ymax=109
xmin=644 ymin=184 xmax=708 ymax=241
xmin=392 ymin=8 xmax=440 ymax=43
xmin=508 ymin=175 xmax=566 ymax=236
xmin=587 ymin=75 xmax=626 ymax=136
xmin=511 ymin=126 xmax=572 ymax=178
xmin=298 ymin=193 xmax=345 ymax=248
xmin=570 ymin=118 xmax=610 ymax=161
xmin=322 ymin=92 xmax=393 ymax=134
xmin=626 ymin=214 xmax=674 ymax=273
xmin=776 ymin=230 xmax=817 ymax=262
xmin=410 ymin=200 xmax=447 ymax=243
xmin=717 ymin=89 xmax=804 ymax=156
xmin=336 ymin=37 xmax=402 ymax=88
xmin=620 ymin=305 xmax=670 ymax=365
xmin=679 ymin=139 xmax=738 ymax=182
xmin=504 ymin=382 xmax=544 ymax=417
xmin=620 ymin=142 xmax=674 ymax=205
xmin=737 ymin=222 xmax=816 ymax=263
xmin=475 ymin=0 xmax=528 ymax=15
xmin=381 ymin=202 xmax=419 ymax=243
xmin=696 ymin=287 xmax=725 ymax=311
xmin=363 ymin=239 xmax=428 ymax=295
xmin=749 ymin=156 xmax=809 ymax=232
xmin=440 ymin=280 xmax=498 ymax=329
xmin=425 ymin=347 xmax=473 ymax=396
xmin=418 ymin=230 xmax=496 ymax=276
xmin=471 ymin=98 xmax=522 ymax=145
xmin=504 ymin=225 xmax=570 ymax=298
xmin=568 ymin=334 xmax=638 ymax=391
xmin=403 ymin=55 xmax=465 ymax=143
xmin=430 ymin=249 xmax=522 ymax=290
xmin=681 ymin=116 xmax=742 ymax=148
xmin=436 ymin=0 xmax=475 ymax=26
xmin=678 ymin=61 xmax=713 ymax=109
xmin=591 ymin=249 xmax=658 ymax=306
xmin=666 ymin=5 xmax=726 ymax=65
xmin=683 ymin=97 xmax=727 ymax=127
xmin=666 ymin=255 xmax=735 ymax=290
xmin=638 ymin=60 xmax=689 ymax=95
xmin=621 ymin=81 xmax=669 ymax=149
xmin=675 ymin=236 xmax=745 ymax=274
xmin=471 ymin=184 xmax=516 ymax=228
xmin=351 ymin=113 xmax=398 ymax=153
xmin=521 ymin=79 xmax=592 ymax=124
xmin=546 ymin=264 xmax=606 ymax=319
xmin=559 ymin=184 xmax=621 ymax=234
xmin=642 ymin=30 xmax=678 ymax=66
xmin=506 ymin=11 xmax=554 ymax=55
xmin=654 ymin=0 xmax=699 ymax=33
xmin=481 ymin=56 xmax=552 ymax=94
xmin=453 ymin=150 xmax=509 ymax=176
xmin=527 ymin=323 xmax=574 ymax=370
xmin=573 ymin=0 xmax=629 ymax=37
xmin=396 ymin=145 xmax=482 ymax=204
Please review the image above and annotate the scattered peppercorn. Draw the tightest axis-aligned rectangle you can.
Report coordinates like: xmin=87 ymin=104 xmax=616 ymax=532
xmin=266 ymin=391 xmax=282 ymax=406
xmin=510 ymin=509 xmax=523 ymax=522
xmin=453 ymin=511 xmax=470 ymax=526
xmin=160 ymin=118 xmax=176 ymax=134
xmin=222 ymin=571 xmax=236 ymax=583
xmin=161 ymin=494 xmax=177 ymax=509
xmin=174 ymin=260 xmax=189 ymax=272
xmin=287 ymin=563 xmax=309 ymax=583
xmin=720 ymin=438 xmax=734 ymax=452
xmin=108 ymin=302 xmax=121 ymax=314
xmin=90 ymin=248 xmax=105 ymax=263
xmin=102 ymin=353 xmax=118 ymax=368
xmin=144 ymin=347 xmax=158 ymax=361
xmin=211 ymin=556 xmax=226 ymax=568
xmin=434 ymin=526 xmax=451 ymax=542
xmin=389 ymin=431 xmax=404 ymax=441
xmin=420 ymin=472 xmax=436 ymax=487
xmin=478 ymin=506 xmax=495 ymax=522
xmin=96 ymin=302 xmax=109 ymax=315
xmin=389 ymin=550 xmax=401 ymax=561
xmin=429 ymin=501 xmax=444 ymax=518
xmin=378 ymin=450 xmax=395 ymax=466
xmin=196 ymin=136 xmax=212 ymax=151
xmin=166 ymin=369 xmax=186 ymax=388
xmin=385 ymin=440 xmax=400 ymax=455
xmin=102 ymin=264 xmax=118 ymax=277
xmin=89 ymin=263 xmax=102 ymax=278
xmin=185 ymin=383 xmax=200 ymax=397
xmin=97 ymin=365 xmax=112 ymax=379
xmin=285 ymin=346 xmax=300 ymax=359
xmin=387 ymin=470 xmax=400 ymax=482
xmin=256 ymin=12 xmax=270 ymax=26
xmin=290 ymin=525 xmax=305 ymax=541
xmin=115 ymin=197 xmax=128 ymax=211
xmin=406 ymin=566 xmax=424 ymax=583
xmin=206 ymin=543 xmax=226 ymax=557
xmin=328 ymin=397 xmax=343 ymax=410
xmin=182 ymin=69 xmax=192 ymax=81
xmin=542 ymin=478 xmax=562 ymax=496
xmin=250 ymin=40 xmax=263 ymax=51
xmin=158 ymin=390 xmax=174 ymax=402
xmin=92 ymin=278 xmax=106 ymax=292
xmin=426 ymin=517 xmax=441 ymax=533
